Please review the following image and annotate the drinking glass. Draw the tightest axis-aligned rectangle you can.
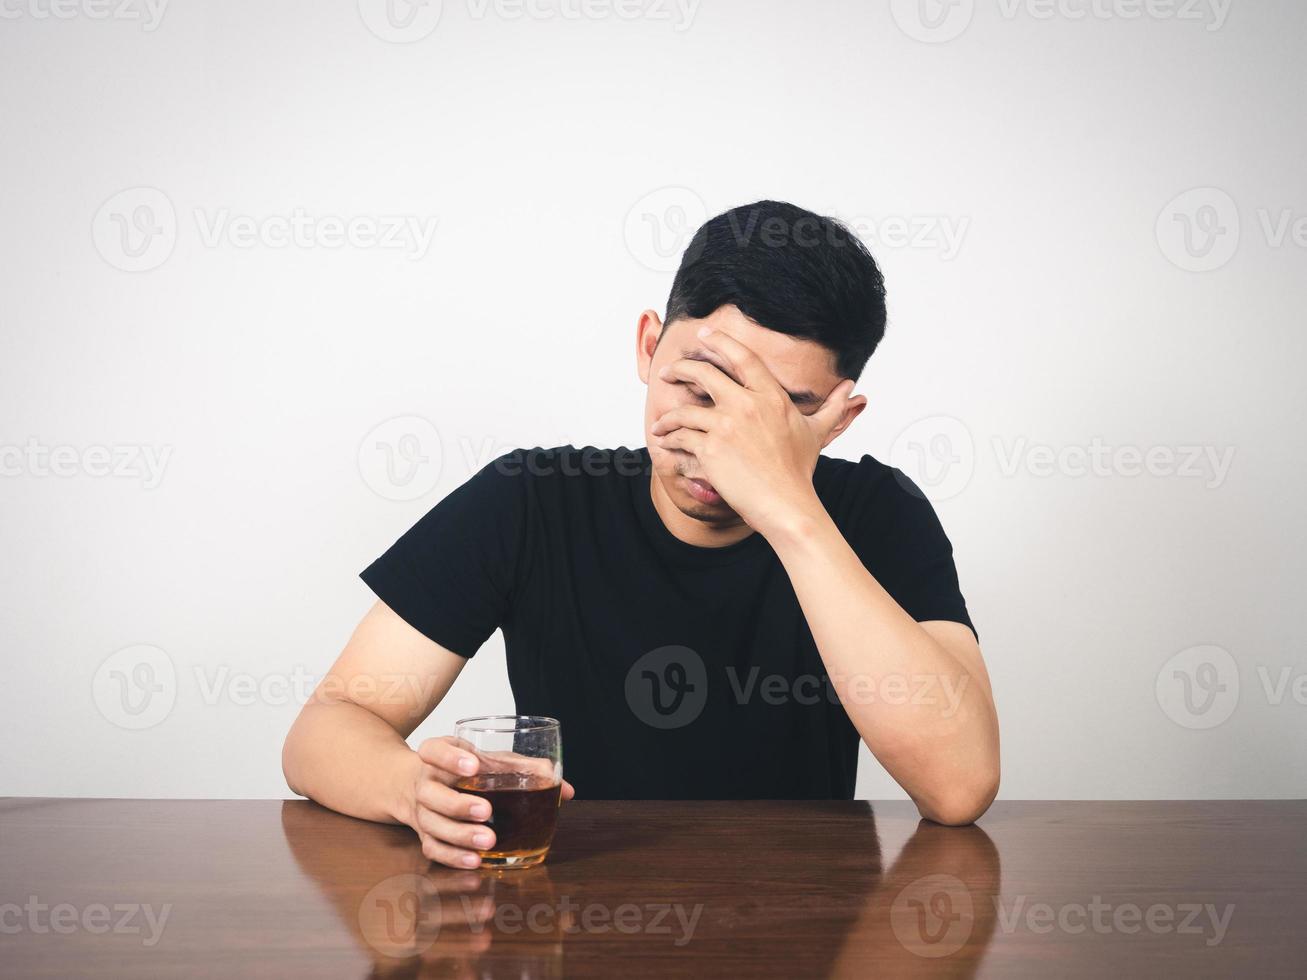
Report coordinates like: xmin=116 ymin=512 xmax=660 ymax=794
xmin=452 ymin=715 xmax=563 ymax=869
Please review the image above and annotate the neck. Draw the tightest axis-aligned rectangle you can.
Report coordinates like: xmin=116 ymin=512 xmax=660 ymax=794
xmin=648 ymin=472 xmax=755 ymax=549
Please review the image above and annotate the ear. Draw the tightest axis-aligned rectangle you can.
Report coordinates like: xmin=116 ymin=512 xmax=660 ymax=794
xmin=635 ymin=309 xmax=664 ymax=385
xmin=822 ymin=394 xmax=867 ymax=448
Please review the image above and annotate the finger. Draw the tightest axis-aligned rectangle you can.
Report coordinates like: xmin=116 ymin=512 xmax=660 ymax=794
xmin=658 ymin=427 xmax=707 ymax=457
xmin=650 ymin=404 xmax=716 ymax=436
xmin=416 ymin=778 xmax=493 ymax=822
xmin=420 ymin=833 xmax=485 ymax=870
xmin=417 ymin=807 xmax=497 ymax=854
xmin=809 ymin=380 xmax=855 ymax=437
xmin=657 ymin=357 xmax=740 ymax=404
xmin=694 ymin=327 xmax=782 ymax=393
xmin=561 ymin=779 xmax=576 ymax=801
xmin=417 ymin=736 xmax=480 ymax=780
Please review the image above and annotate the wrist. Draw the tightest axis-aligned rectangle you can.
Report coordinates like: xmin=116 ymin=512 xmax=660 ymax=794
xmin=754 ymin=488 xmax=829 ymax=547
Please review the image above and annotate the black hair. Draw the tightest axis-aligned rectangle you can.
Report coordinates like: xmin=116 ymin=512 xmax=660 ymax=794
xmin=663 ymin=200 xmax=886 ymax=380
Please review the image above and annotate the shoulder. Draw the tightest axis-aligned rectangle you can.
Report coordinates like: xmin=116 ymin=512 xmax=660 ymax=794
xmin=815 ymin=451 xmax=921 ymax=506
xmin=815 ymin=452 xmax=949 ymax=537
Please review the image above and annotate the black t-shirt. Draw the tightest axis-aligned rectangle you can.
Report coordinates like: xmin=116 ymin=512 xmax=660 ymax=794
xmin=361 ymin=446 xmax=974 ymax=800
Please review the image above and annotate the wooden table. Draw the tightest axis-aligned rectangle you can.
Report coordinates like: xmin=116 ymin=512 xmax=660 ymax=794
xmin=0 ymin=799 xmax=1303 ymax=977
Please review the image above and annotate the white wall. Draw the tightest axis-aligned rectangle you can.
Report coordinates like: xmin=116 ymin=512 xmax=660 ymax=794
xmin=1 ymin=0 xmax=1303 ymax=801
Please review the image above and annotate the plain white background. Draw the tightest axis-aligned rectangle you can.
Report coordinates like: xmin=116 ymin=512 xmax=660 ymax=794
xmin=1 ymin=0 xmax=1303 ymax=801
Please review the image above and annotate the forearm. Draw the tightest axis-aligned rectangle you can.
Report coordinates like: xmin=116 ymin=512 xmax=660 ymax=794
xmin=282 ymin=700 xmax=422 ymax=826
xmin=766 ymin=501 xmax=1000 ymax=824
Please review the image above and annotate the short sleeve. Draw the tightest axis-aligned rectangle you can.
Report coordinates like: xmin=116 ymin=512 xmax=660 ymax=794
xmin=841 ymin=460 xmax=977 ymax=641
xmin=360 ymin=453 xmax=529 ymax=658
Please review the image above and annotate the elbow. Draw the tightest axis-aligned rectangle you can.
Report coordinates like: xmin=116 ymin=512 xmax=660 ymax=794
xmin=281 ymin=725 xmax=306 ymax=799
xmin=919 ymin=769 xmax=1000 ymax=827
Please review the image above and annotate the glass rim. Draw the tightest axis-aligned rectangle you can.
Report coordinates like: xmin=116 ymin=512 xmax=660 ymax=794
xmin=454 ymin=714 xmax=560 ymax=734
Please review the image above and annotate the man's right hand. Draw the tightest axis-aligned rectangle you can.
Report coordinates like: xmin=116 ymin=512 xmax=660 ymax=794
xmin=405 ymin=736 xmax=575 ymax=869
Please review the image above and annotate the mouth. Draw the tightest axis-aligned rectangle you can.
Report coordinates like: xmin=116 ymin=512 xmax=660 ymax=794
xmin=683 ymin=476 xmax=723 ymax=506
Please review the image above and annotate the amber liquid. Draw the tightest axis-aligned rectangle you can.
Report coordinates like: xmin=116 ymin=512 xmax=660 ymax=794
xmin=454 ymin=771 xmax=562 ymax=867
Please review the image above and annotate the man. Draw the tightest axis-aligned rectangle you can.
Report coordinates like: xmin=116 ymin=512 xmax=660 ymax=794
xmin=283 ymin=200 xmax=1000 ymax=870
